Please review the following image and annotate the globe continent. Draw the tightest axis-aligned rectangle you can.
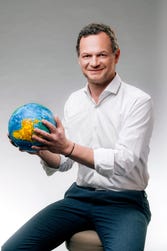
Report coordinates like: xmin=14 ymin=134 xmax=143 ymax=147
xmin=8 ymin=103 xmax=56 ymax=152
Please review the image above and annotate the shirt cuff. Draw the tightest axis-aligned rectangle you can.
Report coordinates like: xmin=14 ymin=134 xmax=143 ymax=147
xmin=41 ymin=159 xmax=58 ymax=176
xmin=41 ymin=154 xmax=74 ymax=176
xmin=41 ymin=155 xmax=68 ymax=176
xmin=94 ymin=148 xmax=115 ymax=177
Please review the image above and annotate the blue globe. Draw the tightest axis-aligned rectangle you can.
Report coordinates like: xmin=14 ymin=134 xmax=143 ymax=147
xmin=8 ymin=103 xmax=56 ymax=152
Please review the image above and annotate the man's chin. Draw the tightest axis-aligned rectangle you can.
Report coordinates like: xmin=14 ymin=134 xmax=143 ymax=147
xmin=88 ymin=77 xmax=106 ymax=85
xmin=87 ymin=75 xmax=102 ymax=83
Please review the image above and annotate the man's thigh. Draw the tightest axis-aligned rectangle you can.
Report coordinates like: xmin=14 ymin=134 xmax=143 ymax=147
xmin=93 ymin=204 xmax=148 ymax=251
xmin=2 ymin=197 xmax=91 ymax=251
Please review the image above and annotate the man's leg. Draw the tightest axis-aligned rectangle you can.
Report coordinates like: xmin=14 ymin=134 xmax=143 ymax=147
xmin=91 ymin=190 xmax=151 ymax=251
xmin=2 ymin=196 xmax=91 ymax=251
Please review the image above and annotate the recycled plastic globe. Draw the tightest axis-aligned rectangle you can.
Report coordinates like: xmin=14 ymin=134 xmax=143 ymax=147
xmin=8 ymin=103 xmax=56 ymax=152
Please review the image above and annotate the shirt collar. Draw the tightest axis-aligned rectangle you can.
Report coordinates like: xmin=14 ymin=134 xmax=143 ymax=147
xmin=84 ymin=73 xmax=121 ymax=98
xmin=104 ymin=73 xmax=121 ymax=95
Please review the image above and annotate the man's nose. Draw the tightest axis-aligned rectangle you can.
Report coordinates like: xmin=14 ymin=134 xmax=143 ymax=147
xmin=90 ymin=56 xmax=99 ymax=67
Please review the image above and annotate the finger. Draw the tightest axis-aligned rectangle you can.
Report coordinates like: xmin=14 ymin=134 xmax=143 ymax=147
xmin=33 ymin=125 xmax=53 ymax=138
xmin=19 ymin=148 xmax=39 ymax=154
xmin=55 ymin=116 xmax=63 ymax=129
xmin=31 ymin=145 xmax=48 ymax=152
xmin=41 ymin=119 xmax=57 ymax=133
xmin=32 ymin=130 xmax=51 ymax=143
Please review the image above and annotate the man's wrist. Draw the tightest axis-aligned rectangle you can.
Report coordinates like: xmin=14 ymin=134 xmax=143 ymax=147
xmin=65 ymin=142 xmax=75 ymax=157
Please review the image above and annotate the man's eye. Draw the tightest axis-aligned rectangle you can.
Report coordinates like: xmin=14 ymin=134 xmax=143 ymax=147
xmin=99 ymin=53 xmax=107 ymax=57
xmin=83 ymin=55 xmax=91 ymax=58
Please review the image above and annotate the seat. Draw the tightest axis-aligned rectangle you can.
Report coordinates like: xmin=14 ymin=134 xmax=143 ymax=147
xmin=66 ymin=230 xmax=103 ymax=251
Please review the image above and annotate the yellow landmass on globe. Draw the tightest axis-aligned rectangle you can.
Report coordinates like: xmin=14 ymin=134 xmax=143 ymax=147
xmin=13 ymin=119 xmax=40 ymax=141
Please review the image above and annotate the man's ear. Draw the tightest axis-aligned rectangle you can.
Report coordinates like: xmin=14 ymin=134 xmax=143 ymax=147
xmin=114 ymin=49 xmax=120 ymax=64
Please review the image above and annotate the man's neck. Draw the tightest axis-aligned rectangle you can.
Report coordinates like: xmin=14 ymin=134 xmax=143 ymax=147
xmin=88 ymin=84 xmax=108 ymax=103
xmin=88 ymin=73 xmax=116 ymax=103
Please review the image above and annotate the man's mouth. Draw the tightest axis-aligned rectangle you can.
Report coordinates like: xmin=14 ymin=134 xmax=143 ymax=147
xmin=88 ymin=68 xmax=104 ymax=73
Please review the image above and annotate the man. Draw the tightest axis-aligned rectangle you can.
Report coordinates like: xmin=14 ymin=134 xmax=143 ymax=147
xmin=2 ymin=23 xmax=153 ymax=251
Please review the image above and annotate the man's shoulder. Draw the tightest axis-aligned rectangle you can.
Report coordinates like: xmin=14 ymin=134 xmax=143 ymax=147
xmin=121 ymin=81 xmax=151 ymax=102
xmin=64 ymin=87 xmax=87 ymax=110
xmin=70 ymin=87 xmax=85 ymax=97
xmin=67 ymin=87 xmax=86 ymax=102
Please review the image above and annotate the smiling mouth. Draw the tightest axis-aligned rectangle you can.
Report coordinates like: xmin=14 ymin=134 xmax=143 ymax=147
xmin=88 ymin=68 xmax=104 ymax=72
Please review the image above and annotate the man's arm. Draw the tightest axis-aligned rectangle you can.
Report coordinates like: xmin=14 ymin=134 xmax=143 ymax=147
xmin=37 ymin=150 xmax=61 ymax=169
xmin=67 ymin=143 xmax=94 ymax=169
xmin=32 ymin=117 xmax=95 ymax=169
xmin=32 ymin=96 xmax=153 ymax=178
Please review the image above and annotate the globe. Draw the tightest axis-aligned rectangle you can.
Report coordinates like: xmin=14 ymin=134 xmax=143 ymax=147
xmin=8 ymin=103 xmax=56 ymax=152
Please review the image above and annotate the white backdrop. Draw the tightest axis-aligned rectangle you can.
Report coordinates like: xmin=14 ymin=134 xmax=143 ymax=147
xmin=0 ymin=0 xmax=166 ymax=250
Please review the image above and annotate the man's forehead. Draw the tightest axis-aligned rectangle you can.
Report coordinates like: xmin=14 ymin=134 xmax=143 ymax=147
xmin=79 ymin=33 xmax=112 ymax=52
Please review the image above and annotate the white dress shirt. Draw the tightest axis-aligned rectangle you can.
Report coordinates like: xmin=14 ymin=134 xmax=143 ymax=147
xmin=42 ymin=74 xmax=154 ymax=191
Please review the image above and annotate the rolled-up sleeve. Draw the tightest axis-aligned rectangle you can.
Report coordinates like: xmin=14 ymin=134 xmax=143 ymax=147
xmin=41 ymin=155 xmax=74 ymax=176
xmin=94 ymin=148 xmax=115 ymax=176
xmin=94 ymin=97 xmax=153 ymax=178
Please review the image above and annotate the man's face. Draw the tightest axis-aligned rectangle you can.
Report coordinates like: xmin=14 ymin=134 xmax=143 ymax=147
xmin=78 ymin=32 xmax=120 ymax=87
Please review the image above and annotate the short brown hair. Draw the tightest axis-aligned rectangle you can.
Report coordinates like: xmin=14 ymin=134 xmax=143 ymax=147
xmin=76 ymin=23 xmax=119 ymax=56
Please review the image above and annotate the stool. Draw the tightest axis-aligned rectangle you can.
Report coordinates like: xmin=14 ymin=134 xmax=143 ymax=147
xmin=66 ymin=230 xmax=103 ymax=251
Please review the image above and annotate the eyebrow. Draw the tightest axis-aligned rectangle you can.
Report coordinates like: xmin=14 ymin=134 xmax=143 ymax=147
xmin=81 ymin=50 xmax=109 ymax=55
